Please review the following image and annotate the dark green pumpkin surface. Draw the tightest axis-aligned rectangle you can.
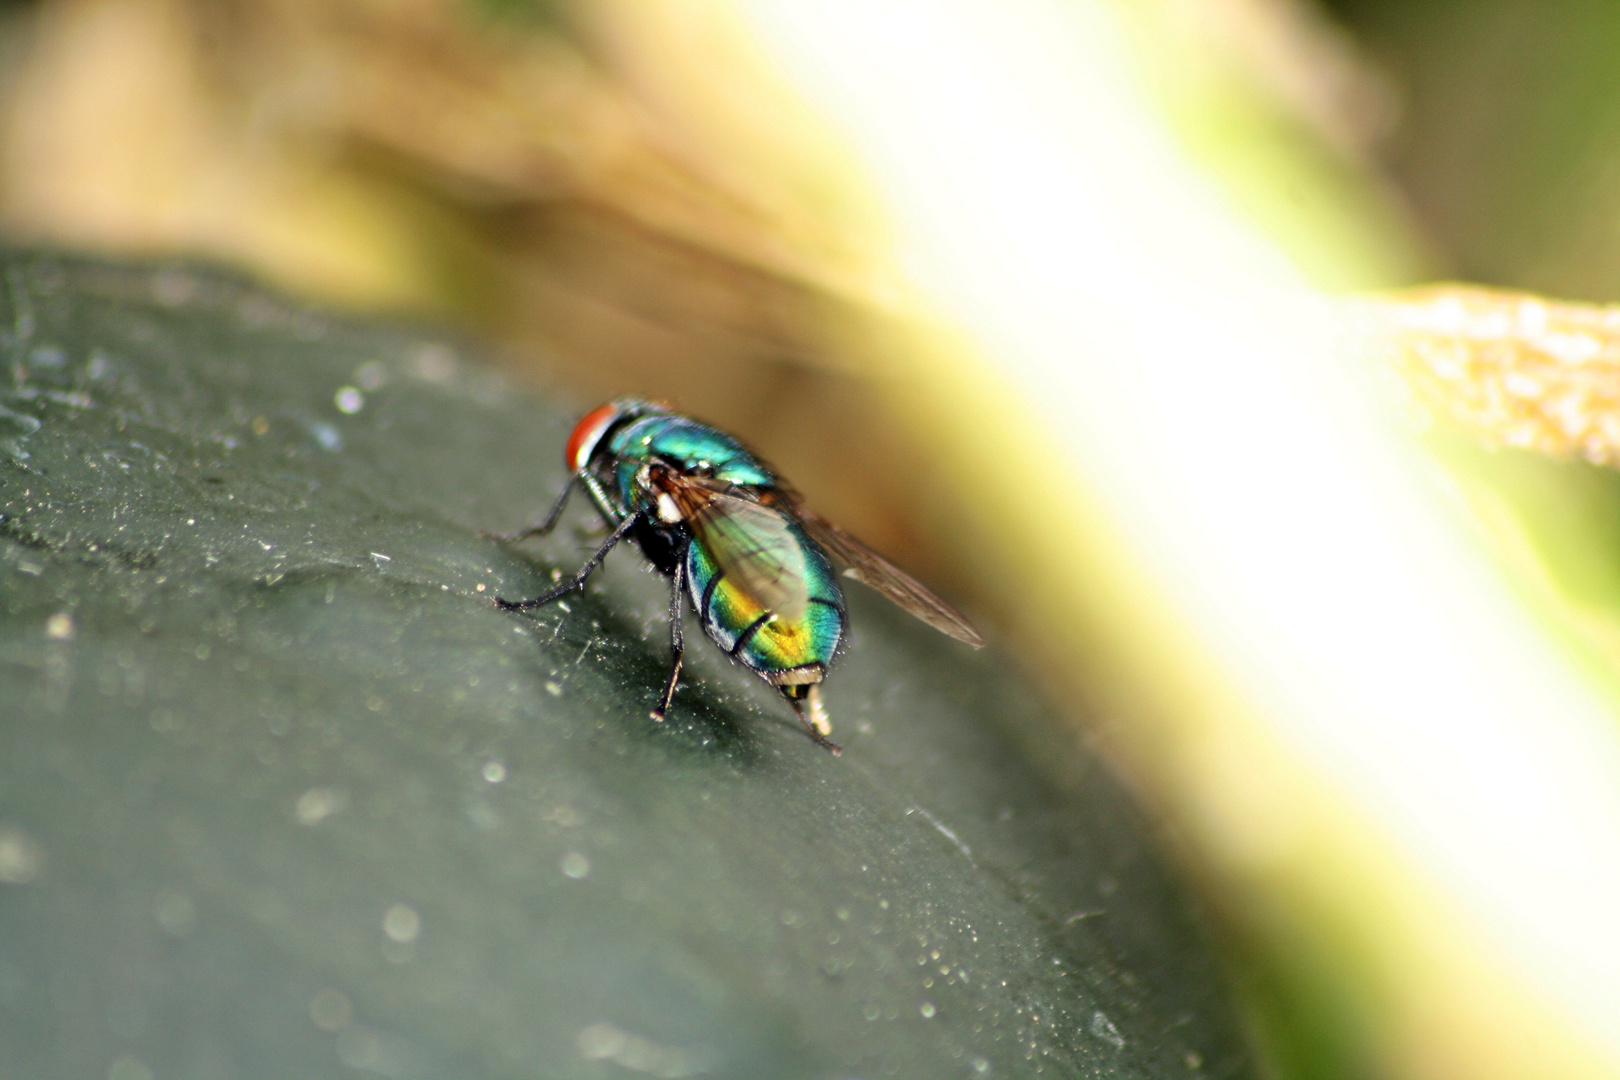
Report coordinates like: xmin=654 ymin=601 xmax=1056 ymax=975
xmin=0 ymin=254 xmax=1254 ymax=1079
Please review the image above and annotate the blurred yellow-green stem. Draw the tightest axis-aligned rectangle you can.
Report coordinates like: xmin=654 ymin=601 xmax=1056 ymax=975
xmin=709 ymin=3 xmax=1620 ymax=1080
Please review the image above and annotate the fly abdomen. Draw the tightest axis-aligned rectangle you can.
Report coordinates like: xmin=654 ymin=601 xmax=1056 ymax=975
xmin=685 ymin=531 xmax=844 ymax=680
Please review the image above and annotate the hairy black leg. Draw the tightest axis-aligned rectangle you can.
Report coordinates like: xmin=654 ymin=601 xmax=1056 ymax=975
xmin=650 ymin=544 xmax=689 ymax=721
xmin=483 ymin=473 xmax=577 ymax=543
xmin=494 ymin=508 xmax=642 ymax=610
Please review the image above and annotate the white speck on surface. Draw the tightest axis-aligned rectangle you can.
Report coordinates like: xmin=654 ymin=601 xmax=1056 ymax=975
xmin=44 ymin=612 xmax=73 ymax=640
xmin=577 ymin=1022 xmax=628 ymax=1060
xmin=334 ymin=386 xmax=364 ymax=414
xmin=0 ymin=826 xmax=42 ymax=884
xmin=576 ymin=1022 xmax=718 ymax=1078
xmin=544 ymin=680 xmax=562 ymax=697
xmin=907 ymin=805 xmax=974 ymax=863
xmin=309 ymin=421 xmax=342 ymax=451
xmin=920 ymin=1001 xmax=937 ymax=1018
xmin=545 ymin=804 xmax=582 ymax=828
xmin=561 ymin=852 xmax=590 ymax=879
xmin=382 ymin=903 xmax=421 ymax=943
xmin=481 ymin=760 xmax=507 ymax=784
xmin=295 ymin=787 xmax=343 ymax=826
xmin=1090 ymin=1010 xmax=1125 ymax=1050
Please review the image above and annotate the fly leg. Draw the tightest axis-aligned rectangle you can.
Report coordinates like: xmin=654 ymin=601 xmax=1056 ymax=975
xmin=482 ymin=474 xmax=576 ymax=542
xmin=494 ymin=508 xmax=642 ymax=610
xmin=650 ymin=545 xmax=688 ymax=722
xmin=787 ymin=684 xmax=841 ymax=755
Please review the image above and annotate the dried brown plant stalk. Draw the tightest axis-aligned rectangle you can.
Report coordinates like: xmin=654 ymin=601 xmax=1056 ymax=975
xmin=1361 ymin=285 xmax=1620 ymax=466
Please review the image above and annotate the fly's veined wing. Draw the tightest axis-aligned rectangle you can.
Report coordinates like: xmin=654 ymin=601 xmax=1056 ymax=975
xmin=794 ymin=508 xmax=985 ymax=647
xmin=667 ymin=477 xmax=811 ymax=620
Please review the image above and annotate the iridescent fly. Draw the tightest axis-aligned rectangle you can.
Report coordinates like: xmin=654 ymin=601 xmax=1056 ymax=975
xmin=491 ymin=399 xmax=983 ymax=753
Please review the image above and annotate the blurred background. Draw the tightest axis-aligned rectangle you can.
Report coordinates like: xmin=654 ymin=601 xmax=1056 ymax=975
xmin=5 ymin=1 xmax=1620 ymax=1078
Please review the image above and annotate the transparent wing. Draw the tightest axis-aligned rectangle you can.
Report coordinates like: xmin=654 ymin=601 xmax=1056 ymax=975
xmin=793 ymin=506 xmax=984 ymax=647
xmin=667 ymin=477 xmax=811 ymax=621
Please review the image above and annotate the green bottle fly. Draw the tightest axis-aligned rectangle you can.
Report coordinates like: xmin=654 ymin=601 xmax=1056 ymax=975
xmin=493 ymin=399 xmax=982 ymax=753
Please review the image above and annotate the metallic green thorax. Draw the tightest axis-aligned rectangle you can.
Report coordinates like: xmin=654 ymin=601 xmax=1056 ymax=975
xmin=600 ymin=410 xmax=845 ymax=685
xmin=607 ymin=413 xmax=776 ymax=498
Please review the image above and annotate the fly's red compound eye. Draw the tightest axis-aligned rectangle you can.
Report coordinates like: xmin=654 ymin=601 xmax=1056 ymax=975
xmin=564 ymin=402 xmax=622 ymax=473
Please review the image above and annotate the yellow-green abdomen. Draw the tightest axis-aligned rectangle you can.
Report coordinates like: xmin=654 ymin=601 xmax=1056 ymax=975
xmin=686 ymin=526 xmax=845 ymax=685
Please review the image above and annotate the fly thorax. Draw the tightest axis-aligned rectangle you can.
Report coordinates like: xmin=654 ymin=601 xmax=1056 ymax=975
xmin=633 ymin=465 xmax=676 ymax=524
xmin=639 ymin=464 xmax=690 ymax=525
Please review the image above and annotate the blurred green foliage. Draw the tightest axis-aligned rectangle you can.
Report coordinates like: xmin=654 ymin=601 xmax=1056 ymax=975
xmin=1327 ymin=0 xmax=1620 ymax=300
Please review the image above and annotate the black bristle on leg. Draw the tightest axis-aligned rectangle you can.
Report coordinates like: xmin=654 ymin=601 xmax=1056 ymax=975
xmin=493 ymin=508 xmax=642 ymax=611
xmin=651 ymin=545 xmax=688 ymax=722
